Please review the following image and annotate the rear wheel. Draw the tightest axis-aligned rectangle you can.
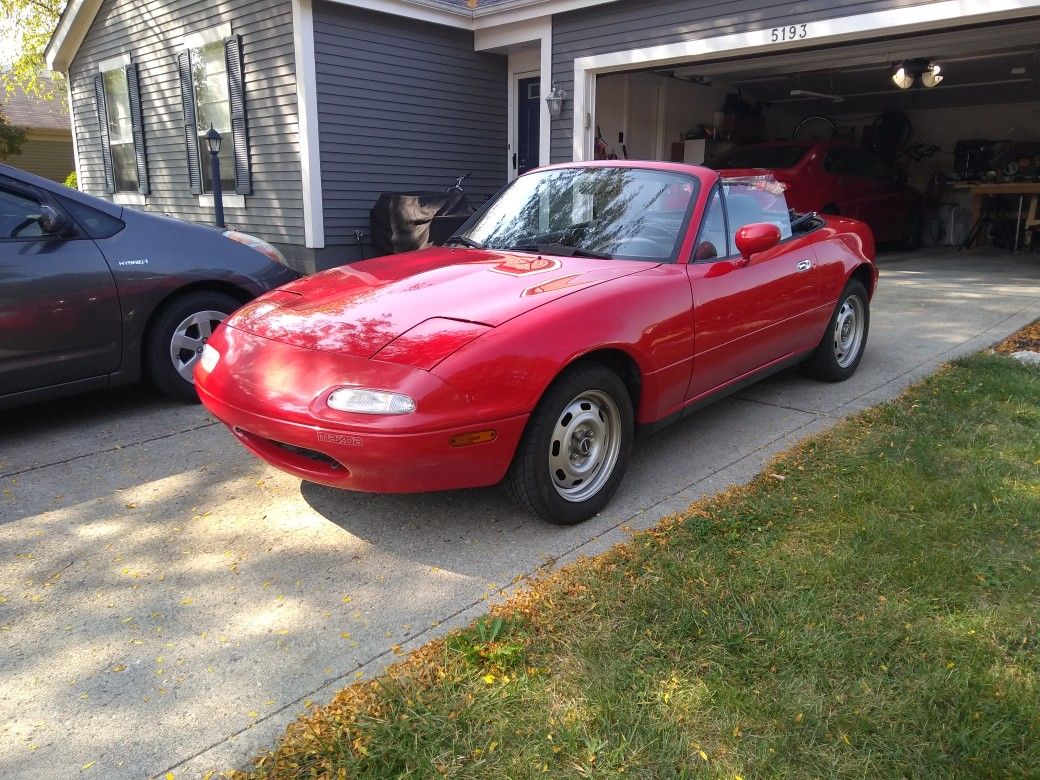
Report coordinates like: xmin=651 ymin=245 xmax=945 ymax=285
xmin=801 ymin=279 xmax=869 ymax=382
xmin=505 ymin=362 xmax=634 ymax=525
xmin=145 ymin=291 xmax=240 ymax=402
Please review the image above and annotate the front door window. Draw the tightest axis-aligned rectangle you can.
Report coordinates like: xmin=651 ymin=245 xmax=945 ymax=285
xmin=517 ymin=76 xmax=540 ymax=175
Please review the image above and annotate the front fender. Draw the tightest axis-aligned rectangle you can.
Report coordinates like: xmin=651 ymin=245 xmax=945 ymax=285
xmin=433 ymin=264 xmax=695 ymax=425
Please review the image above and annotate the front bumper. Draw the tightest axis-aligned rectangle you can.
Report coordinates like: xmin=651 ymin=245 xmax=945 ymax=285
xmin=196 ymin=325 xmax=528 ymax=493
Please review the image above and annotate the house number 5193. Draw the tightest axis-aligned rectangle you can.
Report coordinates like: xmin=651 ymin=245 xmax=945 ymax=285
xmin=770 ymin=24 xmax=808 ymax=42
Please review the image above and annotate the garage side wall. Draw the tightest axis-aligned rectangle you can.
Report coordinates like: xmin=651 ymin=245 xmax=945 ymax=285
xmin=550 ymin=0 xmax=942 ymax=162
xmin=68 ymin=0 xmax=305 ymax=255
xmin=313 ymin=1 xmax=507 ymax=266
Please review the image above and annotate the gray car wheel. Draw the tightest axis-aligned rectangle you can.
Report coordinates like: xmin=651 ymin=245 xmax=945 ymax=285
xmin=145 ymin=291 xmax=240 ymax=402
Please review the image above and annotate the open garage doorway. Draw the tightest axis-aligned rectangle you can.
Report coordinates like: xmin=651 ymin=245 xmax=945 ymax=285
xmin=590 ymin=18 xmax=1040 ymax=254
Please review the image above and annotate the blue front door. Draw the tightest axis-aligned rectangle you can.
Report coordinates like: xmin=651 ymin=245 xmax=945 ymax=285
xmin=517 ymin=76 xmax=540 ymax=175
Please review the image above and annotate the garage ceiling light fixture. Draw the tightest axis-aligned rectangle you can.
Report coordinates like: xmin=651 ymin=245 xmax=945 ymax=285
xmin=890 ymin=59 xmax=943 ymax=89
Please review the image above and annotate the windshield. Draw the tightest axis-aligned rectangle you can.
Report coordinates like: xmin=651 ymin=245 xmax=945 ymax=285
xmin=713 ymin=145 xmax=809 ymax=170
xmin=456 ymin=167 xmax=699 ymax=263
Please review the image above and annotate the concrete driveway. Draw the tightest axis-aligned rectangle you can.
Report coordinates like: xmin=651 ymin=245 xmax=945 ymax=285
xmin=1 ymin=250 xmax=1037 ymax=779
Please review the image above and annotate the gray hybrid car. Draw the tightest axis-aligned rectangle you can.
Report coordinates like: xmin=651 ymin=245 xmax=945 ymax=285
xmin=0 ymin=164 xmax=300 ymax=409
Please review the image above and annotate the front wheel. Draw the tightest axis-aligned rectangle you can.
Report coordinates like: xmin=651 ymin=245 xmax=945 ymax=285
xmin=145 ymin=291 xmax=240 ymax=402
xmin=505 ymin=362 xmax=634 ymax=525
xmin=801 ymin=279 xmax=870 ymax=382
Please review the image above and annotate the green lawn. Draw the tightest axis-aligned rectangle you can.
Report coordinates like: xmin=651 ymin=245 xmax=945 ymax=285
xmin=242 ymin=353 xmax=1039 ymax=779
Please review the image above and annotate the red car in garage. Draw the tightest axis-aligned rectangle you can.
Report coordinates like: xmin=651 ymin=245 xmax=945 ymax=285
xmin=196 ymin=161 xmax=877 ymax=525
xmin=713 ymin=140 xmax=922 ymax=248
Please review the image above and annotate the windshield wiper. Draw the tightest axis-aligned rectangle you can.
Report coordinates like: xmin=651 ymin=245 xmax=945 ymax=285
xmin=445 ymin=235 xmax=485 ymax=249
xmin=508 ymin=242 xmax=613 ymax=260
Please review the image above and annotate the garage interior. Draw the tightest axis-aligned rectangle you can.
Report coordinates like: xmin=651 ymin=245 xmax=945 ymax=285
xmin=594 ymin=19 xmax=1040 ymax=252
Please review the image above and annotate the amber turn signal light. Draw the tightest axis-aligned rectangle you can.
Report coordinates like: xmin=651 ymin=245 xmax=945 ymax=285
xmin=448 ymin=430 xmax=497 ymax=447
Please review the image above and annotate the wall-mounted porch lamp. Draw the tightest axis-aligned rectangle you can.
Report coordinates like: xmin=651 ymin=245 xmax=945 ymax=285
xmin=891 ymin=59 xmax=943 ymax=89
xmin=205 ymin=124 xmax=225 ymax=228
xmin=545 ymin=81 xmax=566 ymax=120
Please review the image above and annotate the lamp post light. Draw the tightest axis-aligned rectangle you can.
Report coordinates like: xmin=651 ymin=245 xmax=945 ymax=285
xmin=205 ymin=125 xmax=225 ymax=228
xmin=545 ymin=81 xmax=566 ymax=120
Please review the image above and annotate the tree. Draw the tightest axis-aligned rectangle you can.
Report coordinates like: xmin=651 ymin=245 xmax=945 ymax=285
xmin=0 ymin=111 xmax=27 ymax=158
xmin=1 ymin=0 xmax=66 ymax=100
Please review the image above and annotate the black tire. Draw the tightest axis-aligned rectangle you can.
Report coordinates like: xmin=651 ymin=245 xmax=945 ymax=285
xmin=144 ymin=291 xmax=240 ymax=402
xmin=900 ymin=207 xmax=923 ymax=250
xmin=505 ymin=362 xmax=634 ymax=525
xmin=801 ymin=279 xmax=870 ymax=382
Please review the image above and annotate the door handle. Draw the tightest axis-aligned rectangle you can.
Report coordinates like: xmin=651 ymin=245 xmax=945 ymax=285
xmin=796 ymin=259 xmax=813 ymax=272
xmin=512 ymin=153 xmax=517 ymax=170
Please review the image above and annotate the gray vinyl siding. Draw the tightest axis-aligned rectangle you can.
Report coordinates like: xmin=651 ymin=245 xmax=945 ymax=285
xmin=6 ymin=135 xmax=75 ymax=183
xmin=550 ymin=0 xmax=945 ymax=162
xmin=313 ymin=2 xmax=507 ymax=263
xmin=68 ymin=0 xmax=304 ymax=253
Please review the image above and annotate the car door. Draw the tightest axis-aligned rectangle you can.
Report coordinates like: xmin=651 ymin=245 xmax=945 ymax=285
xmin=685 ymin=182 xmax=820 ymax=401
xmin=0 ymin=176 xmax=121 ymax=396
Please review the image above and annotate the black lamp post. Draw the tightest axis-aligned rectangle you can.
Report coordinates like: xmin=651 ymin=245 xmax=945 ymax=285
xmin=205 ymin=124 xmax=225 ymax=228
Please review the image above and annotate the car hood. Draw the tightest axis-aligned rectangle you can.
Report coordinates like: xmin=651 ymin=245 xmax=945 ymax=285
xmin=226 ymin=246 xmax=654 ymax=358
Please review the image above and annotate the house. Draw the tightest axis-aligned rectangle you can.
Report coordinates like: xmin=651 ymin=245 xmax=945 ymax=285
xmin=1 ymin=78 xmax=75 ymax=183
xmin=46 ymin=0 xmax=1040 ymax=272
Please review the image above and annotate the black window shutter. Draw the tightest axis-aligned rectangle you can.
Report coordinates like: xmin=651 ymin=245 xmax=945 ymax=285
xmin=177 ymin=50 xmax=202 ymax=195
xmin=224 ymin=35 xmax=251 ymax=195
xmin=93 ymin=73 xmax=115 ymax=194
xmin=125 ymin=63 xmax=149 ymax=195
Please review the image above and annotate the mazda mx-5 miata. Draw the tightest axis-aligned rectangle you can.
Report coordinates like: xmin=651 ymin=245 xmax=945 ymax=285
xmin=196 ymin=161 xmax=878 ymax=525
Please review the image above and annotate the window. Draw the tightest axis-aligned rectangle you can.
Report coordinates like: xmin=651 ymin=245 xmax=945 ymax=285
xmin=94 ymin=56 xmax=148 ymax=196
xmin=101 ymin=68 xmax=137 ymax=191
xmin=0 ymin=187 xmax=45 ymax=239
xmin=459 ymin=167 xmax=699 ymax=263
xmin=694 ymin=187 xmax=729 ymax=261
xmin=178 ymin=27 xmax=250 ymax=198
xmin=191 ymin=40 xmax=235 ymax=194
xmin=721 ymin=177 xmax=793 ymax=247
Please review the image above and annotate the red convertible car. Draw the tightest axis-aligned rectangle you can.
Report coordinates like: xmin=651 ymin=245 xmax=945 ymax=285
xmin=196 ymin=161 xmax=877 ymax=525
xmin=713 ymin=140 xmax=922 ymax=248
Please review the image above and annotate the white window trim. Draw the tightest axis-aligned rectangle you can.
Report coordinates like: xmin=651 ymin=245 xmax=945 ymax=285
xmin=571 ymin=0 xmax=1040 ymax=162
xmin=113 ymin=192 xmax=146 ymax=206
xmin=181 ymin=22 xmax=232 ymax=52
xmin=292 ymin=0 xmax=325 ymax=248
xmin=199 ymin=193 xmax=246 ymax=209
xmin=97 ymin=53 xmax=130 ymax=73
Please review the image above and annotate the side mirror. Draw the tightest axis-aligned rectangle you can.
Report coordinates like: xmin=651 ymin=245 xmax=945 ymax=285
xmin=39 ymin=204 xmax=73 ymax=237
xmin=734 ymin=223 xmax=781 ymax=263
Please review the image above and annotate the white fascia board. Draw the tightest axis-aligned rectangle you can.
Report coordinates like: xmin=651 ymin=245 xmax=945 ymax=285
xmin=475 ymin=17 xmax=546 ymax=50
xmin=45 ymin=0 xmax=102 ymax=72
xmin=292 ymin=0 xmax=325 ymax=249
xmin=323 ymin=0 xmax=471 ymax=28
xmin=472 ymin=0 xmax=613 ymax=29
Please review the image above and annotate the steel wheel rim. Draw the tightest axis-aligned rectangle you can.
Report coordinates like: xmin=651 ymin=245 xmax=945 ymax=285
xmin=170 ymin=309 xmax=226 ymax=383
xmin=833 ymin=295 xmax=865 ymax=369
xmin=548 ymin=389 xmax=622 ymax=503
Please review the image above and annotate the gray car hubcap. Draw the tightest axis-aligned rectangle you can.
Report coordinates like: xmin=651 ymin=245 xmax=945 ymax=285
xmin=548 ymin=389 xmax=622 ymax=503
xmin=833 ymin=295 xmax=865 ymax=369
xmin=170 ymin=310 xmax=227 ymax=383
